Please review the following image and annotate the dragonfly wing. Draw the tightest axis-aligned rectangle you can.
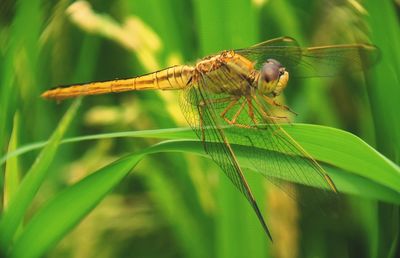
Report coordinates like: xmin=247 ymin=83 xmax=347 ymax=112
xmin=199 ymin=91 xmax=340 ymax=204
xmin=235 ymin=36 xmax=379 ymax=78
xmin=235 ymin=36 xmax=303 ymax=70
xmin=180 ymin=75 xmax=273 ymax=240
xmin=223 ymin=93 xmax=338 ymax=195
xmin=180 ymin=64 xmax=340 ymax=221
xmin=292 ymin=43 xmax=380 ymax=77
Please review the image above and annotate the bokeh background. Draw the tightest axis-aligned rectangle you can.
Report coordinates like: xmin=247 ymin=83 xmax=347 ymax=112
xmin=0 ymin=0 xmax=399 ymax=258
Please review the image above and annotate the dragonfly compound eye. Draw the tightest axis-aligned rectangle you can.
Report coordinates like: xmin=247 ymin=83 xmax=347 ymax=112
xmin=261 ymin=62 xmax=280 ymax=83
xmin=258 ymin=59 xmax=289 ymax=96
xmin=266 ymin=58 xmax=282 ymax=68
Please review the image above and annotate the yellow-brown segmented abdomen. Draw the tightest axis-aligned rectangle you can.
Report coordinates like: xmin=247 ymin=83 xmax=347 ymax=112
xmin=41 ymin=65 xmax=195 ymax=100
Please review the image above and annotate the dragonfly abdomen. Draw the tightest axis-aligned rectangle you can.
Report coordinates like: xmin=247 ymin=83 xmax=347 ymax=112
xmin=153 ymin=65 xmax=194 ymax=90
xmin=41 ymin=65 xmax=195 ymax=100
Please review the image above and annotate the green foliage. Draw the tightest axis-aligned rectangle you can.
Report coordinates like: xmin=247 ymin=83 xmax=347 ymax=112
xmin=0 ymin=99 xmax=80 ymax=256
xmin=0 ymin=0 xmax=399 ymax=258
xmin=3 ymin=123 xmax=398 ymax=258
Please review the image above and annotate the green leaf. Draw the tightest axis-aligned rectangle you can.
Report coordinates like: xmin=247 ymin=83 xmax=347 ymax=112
xmin=10 ymin=152 xmax=144 ymax=258
xmin=1 ymin=124 xmax=399 ymax=202
xmin=0 ymin=99 xmax=81 ymax=254
xmin=365 ymin=0 xmax=400 ymax=163
xmin=283 ymin=125 xmax=400 ymax=196
xmin=8 ymin=123 xmax=400 ymax=257
xmin=4 ymin=112 xmax=21 ymax=208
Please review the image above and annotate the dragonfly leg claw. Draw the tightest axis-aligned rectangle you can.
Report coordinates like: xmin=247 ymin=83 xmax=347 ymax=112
xmin=253 ymin=95 xmax=291 ymax=124
xmin=222 ymin=117 xmax=253 ymax=129
xmin=264 ymin=115 xmax=291 ymax=124
xmin=263 ymin=96 xmax=298 ymax=116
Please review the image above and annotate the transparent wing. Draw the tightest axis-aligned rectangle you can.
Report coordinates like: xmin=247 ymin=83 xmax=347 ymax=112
xmin=180 ymin=65 xmax=339 ymax=239
xmin=235 ymin=36 xmax=380 ymax=78
xmin=179 ymin=73 xmax=273 ymax=240
xmin=235 ymin=36 xmax=303 ymax=70
xmin=223 ymin=94 xmax=338 ymax=194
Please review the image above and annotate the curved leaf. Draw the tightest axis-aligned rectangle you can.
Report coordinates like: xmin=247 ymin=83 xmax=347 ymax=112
xmin=7 ymin=121 xmax=400 ymax=257
xmin=1 ymin=124 xmax=399 ymax=196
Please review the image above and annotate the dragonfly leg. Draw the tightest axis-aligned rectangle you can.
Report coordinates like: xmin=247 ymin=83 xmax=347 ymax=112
xmin=221 ymin=99 xmax=254 ymax=129
xmin=263 ymin=95 xmax=298 ymax=116
xmin=220 ymin=98 xmax=239 ymax=117
xmin=230 ymin=101 xmax=246 ymax=123
xmin=198 ymin=96 xmax=252 ymax=129
xmin=246 ymin=97 xmax=259 ymax=126
xmin=198 ymin=97 xmax=236 ymax=143
xmin=253 ymin=96 xmax=291 ymax=124
xmin=267 ymin=115 xmax=291 ymax=124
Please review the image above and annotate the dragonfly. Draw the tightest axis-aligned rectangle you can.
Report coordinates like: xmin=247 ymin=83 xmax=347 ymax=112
xmin=42 ymin=36 xmax=378 ymax=241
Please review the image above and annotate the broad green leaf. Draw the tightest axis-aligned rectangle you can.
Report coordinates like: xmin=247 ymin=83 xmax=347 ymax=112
xmin=1 ymin=124 xmax=398 ymax=200
xmin=8 ymin=127 xmax=400 ymax=257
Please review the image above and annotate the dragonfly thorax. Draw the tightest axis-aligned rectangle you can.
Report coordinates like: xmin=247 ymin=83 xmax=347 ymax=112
xmin=257 ymin=59 xmax=289 ymax=96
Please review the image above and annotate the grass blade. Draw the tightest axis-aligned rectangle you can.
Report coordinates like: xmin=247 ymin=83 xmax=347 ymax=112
xmin=10 ymin=152 xmax=144 ymax=258
xmin=3 ymin=113 xmax=21 ymax=208
xmin=0 ymin=99 xmax=80 ymax=254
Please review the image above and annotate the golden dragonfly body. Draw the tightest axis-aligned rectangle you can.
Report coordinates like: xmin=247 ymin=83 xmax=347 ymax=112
xmin=42 ymin=49 xmax=287 ymax=98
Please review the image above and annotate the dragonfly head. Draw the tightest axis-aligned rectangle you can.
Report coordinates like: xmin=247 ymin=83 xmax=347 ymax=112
xmin=257 ymin=59 xmax=289 ymax=96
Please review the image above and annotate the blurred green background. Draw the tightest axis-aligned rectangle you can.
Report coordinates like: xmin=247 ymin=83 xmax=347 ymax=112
xmin=0 ymin=0 xmax=399 ymax=258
